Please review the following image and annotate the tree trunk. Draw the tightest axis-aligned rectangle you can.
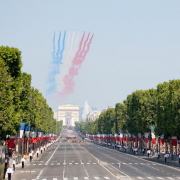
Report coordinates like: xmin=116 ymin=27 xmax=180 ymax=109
xmin=170 ymin=137 xmax=173 ymax=160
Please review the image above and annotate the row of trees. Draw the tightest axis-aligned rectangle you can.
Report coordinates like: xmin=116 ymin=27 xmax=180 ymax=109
xmin=76 ymin=80 xmax=180 ymax=140
xmin=0 ymin=46 xmax=62 ymax=138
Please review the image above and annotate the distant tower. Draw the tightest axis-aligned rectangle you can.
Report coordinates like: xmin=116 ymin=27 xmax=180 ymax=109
xmin=82 ymin=101 xmax=92 ymax=122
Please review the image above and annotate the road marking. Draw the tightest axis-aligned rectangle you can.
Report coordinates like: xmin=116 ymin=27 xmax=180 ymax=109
xmin=36 ymin=170 xmax=43 ymax=179
xmin=81 ymin=163 xmax=84 ymax=164
xmin=87 ymin=163 xmax=90 ymax=164
xmin=104 ymin=177 xmax=110 ymax=179
xmin=94 ymin=177 xmax=100 ymax=179
xmin=84 ymin=177 xmax=89 ymax=179
xmin=31 ymin=171 xmax=35 ymax=172
xmin=57 ymin=163 xmax=60 ymax=165
xmin=53 ymin=178 xmax=58 ymax=180
xmin=75 ymin=163 xmax=78 ymax=164
xmin=33 ymin=164 xmax=36 ymax=165
xmin=157 ymin=178 xmax=163 ymax=179
xmin=137 ymin=177 xmax=143 ymax=179
xmin=167 ymin=178 xmax=174 ymax=180
xmin=42 ymin=179 xmax=47 ymax=180
xmin=38 ymin=164 xmax=42 ymax=165
xmin=73 ymin=178 xmax=78 ymax=180
xmin=93 ymin=163 xmax=96 ymax=164
xmin=45 ymin=144 xmax=60 ymax=165
xmin=69 ymin=163 xmax=72 ymax=164
xmin=111 ymin=163 xmax=115 ymax=164
xmin=147 ymin=177 xmax=153 ymax=179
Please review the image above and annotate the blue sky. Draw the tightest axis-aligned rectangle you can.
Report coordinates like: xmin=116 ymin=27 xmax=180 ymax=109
xmin=0 ymin=0 xmax=180 ymax=111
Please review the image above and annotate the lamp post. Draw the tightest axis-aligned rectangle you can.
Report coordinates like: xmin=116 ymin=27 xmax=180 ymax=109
xmin=164 ymin=139 xmax=168 ymax=153
xmin=6 ymin=135 xmax=10 ymax=157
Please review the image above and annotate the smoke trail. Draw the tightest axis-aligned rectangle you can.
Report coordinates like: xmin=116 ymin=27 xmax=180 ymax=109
xmin=56 ymin=32 xmax=61 ymax=63
xmin=59 ymin=31 xmax=66 ymax=64
xmin=52 ymin=32 xmax=56 ymax=61
xmin=59 ymin=33 xmax=93 ymax=96
xmin=72 ymin=32 xmax=90 ymax=65
xmin=56 ymin=31 xmax=80 ymax=93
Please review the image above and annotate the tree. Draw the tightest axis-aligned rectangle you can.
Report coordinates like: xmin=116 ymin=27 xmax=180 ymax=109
xmin=0 ymin=58 xmax=21 ymax=136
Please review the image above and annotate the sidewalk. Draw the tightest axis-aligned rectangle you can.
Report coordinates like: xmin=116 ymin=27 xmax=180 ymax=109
xmin=4 ymin=142 xmax=57 ymax=180
xmin=98 ymin=143 xmax=180 ymax=167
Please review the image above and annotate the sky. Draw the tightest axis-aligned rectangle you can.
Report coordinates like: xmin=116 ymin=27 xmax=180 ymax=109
xmin=0 ymin=0 xmax=180 ymax=112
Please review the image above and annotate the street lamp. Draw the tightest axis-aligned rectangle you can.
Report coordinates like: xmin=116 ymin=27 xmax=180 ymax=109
xmin=6 ymin=135 xmax=10 ymax=156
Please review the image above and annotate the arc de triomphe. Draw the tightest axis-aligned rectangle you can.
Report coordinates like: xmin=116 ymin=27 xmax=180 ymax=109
xmin=58 ymin=104 xmax=79 ymax=126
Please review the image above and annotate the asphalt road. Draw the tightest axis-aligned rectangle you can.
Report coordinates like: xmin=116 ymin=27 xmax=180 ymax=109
xmin=11 ymin=128 xmax=180 ymax=180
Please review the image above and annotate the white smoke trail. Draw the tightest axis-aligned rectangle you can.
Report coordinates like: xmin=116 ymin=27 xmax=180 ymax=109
xmin=56 ymin=30 xmax=77 ymax=92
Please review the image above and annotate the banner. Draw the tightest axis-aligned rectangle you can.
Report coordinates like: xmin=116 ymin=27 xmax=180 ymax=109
xmin=160 ymin=134 xmax=164 ymax=144
xmin=151 ymin=126 xmax=156 ymax=144
xmin=133 ymin=134 xmax=136 ymax=142
xmin=30 ymin=130 xmax=36 ymax=143
xmin=145 ymin=133 xmax=148 ymax=143
xmin=119 ymin=130 xmax=123 ymax=141
xmin=25 ymin=124 xmax=31 ymax=138
xmin=19 ymin=122 xmax=26 ymax=141
xmin=172 ymin=136 xmax=177 ymax=146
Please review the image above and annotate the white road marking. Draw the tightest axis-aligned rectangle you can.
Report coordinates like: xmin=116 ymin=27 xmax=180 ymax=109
xmin=111 ymin=163 xmax=115 ymax=164
xmin=31 ymin=171 xmax=35 ymax=172
xmin=42 ymin=179 xmax=47 ymax=180
xmin=93 ymin=163 xmax=96 ymax=164
xmin=94 ymin=177 xmax=100 ymax=179
xmin=137 ymin=177 xmax=143 ymax=179
xmin=147 ymin=177 xmax=153 ymax=179
xmin=45 ymin=144 xmax=60 ymax=165
xmin=69 ymin=163 xmax=72 ymax=164
xmin=84 ymin=177 xmax=89 ymax=179
xmin=81 ymin=163 xmax=84 ymax=164
xmin=38 ymin=164 xmax=42 ymax=165
xmin=157 ymin=178 xmax=163 ymax=179
xmin=57 ymin=163 xmax=60 ymax=165
xmin=33 ymin=164 xmax=36 ymax=165
xmin=167 ymin=178 xmax=174 ymax=180
xmin=73 ymin=178 xmax=78 ymax=180
xmin=53 ymin=178 xmax=58 ymax=180
xmin=75 ymin=163 xmax=78 ymax=164
xmin=104 ymin=177 xmax=110 ymax=179
xmin=36 ymin=170 xmax=43 ymax=179
xmin=87 ymin=163 xmax=90 ymax=164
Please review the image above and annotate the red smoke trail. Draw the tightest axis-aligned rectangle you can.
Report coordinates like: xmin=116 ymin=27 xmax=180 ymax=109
xmin=59 ymin=33 xmax=94 ymax=96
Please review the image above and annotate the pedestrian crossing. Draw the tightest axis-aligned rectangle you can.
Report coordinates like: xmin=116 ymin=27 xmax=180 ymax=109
xmin=59 ymin=147 xmax=84 ymax=149
xmin=28 ymin=162 xmax=98 ymax=165
xmin=28 ymin=162 xmax=159 ymax=166
xmin=21 ymin=177 xmax=111 ymax=180
xmin=20 ymin=177 xmax=180 ymax=180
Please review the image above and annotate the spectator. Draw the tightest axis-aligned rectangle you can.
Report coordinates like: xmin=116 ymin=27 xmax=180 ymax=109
xmin=6 ymin=165 xmax=13 ymax=180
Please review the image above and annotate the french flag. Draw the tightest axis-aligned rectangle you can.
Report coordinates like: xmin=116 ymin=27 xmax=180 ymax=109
xmin=19 ymin=122 xmax=26 ymax=141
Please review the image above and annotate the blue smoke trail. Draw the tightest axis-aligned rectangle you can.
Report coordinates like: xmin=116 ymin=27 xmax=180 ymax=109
xmin=56 ymin=32 xmax=61 ymax=64
xmin=47 ymin=32 xmax=57 ymax=94
xmin=47 ymin=31 xmax=66 ymax=94
xmin=57 ymin=31 xmax=66 ymax=73
xmin=52 ymin=32 xmax=56 ymax=61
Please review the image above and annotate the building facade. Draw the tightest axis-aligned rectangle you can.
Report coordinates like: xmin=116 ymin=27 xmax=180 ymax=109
xmin=58 ymin=104 xmax=79 ymax=126
xmin=85 ymin=111 xmax=100 ymax=122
